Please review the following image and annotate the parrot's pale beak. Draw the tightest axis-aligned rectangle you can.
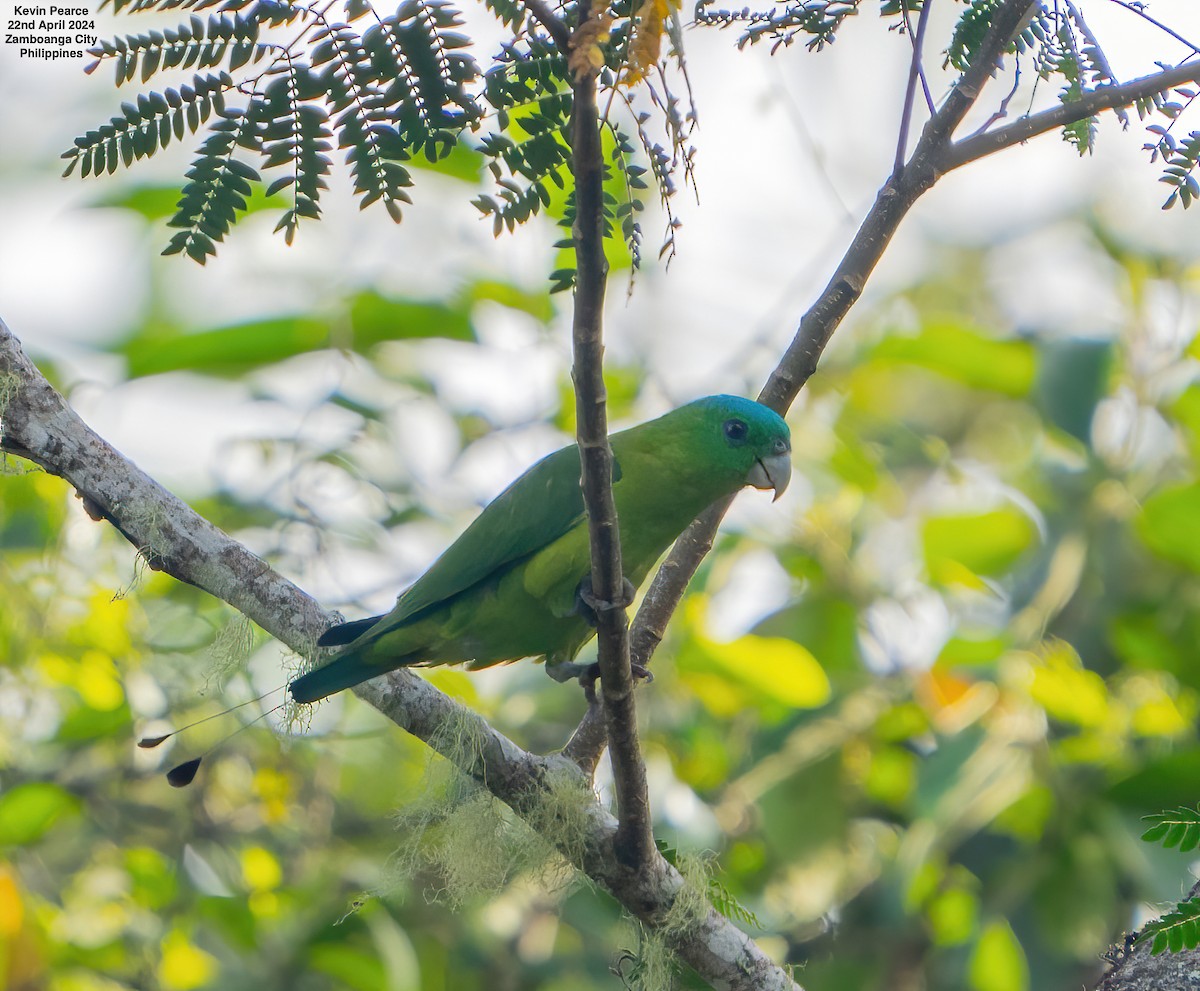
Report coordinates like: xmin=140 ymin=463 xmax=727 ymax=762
xmin=748 ymin=450 xmax=792 ymax=502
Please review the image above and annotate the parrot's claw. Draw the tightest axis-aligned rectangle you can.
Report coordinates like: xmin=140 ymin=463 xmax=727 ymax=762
xmin=580 ymin=661 xmax=654 ymax=704
xmin=574 ymin=576 xmax=637 ymax=627
xmin=582 ymin=663 xmax=600 ymax=704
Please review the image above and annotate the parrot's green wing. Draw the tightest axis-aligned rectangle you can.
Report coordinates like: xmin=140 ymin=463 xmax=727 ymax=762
xmin=378 ymin=444 xmax=618 ymax=628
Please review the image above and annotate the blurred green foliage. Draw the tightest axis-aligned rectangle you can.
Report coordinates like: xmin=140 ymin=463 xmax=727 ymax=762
xmin=6 ymin=205 xmax=1200 ymax=991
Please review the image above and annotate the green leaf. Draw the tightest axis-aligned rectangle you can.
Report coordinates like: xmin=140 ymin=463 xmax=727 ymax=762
xmin=928 ymin=885 xmax=978 ymax=946
xmin=938 ymin=634 xmax=1009 ymax=667
xmin=125 ymin=846 xmax=179 ymax=909
xmin=751 ymin=594 xmax=860 ymax=677
xmin=122 ymin=316 xmax=334 ymax=377
xmin=923 ymin=506 xmax=1037 ymax=584
xmin=1108 ymin=610 xmax=1185 ymax=674
xmin=969 ymin=918 xmax=1028 ymax=991
xmin=117 ymin=294 xmax=475 ymax=377
xmin=410 ymin=140 xmax=484 ymax=182
xmin=0 ymin=782 xmax=81 ymax=846
xmin=88 ymin=182 xmax=287 ymax=222
xmin=872 ymin=322 xmax=1037 ymax=397
xmin=1140 ymin=899 xmax=1200 ymax=955
xmin=461 ymin=278 xmax=554 ymax=323
xmin=680 ymin=629 xmax=831 ymax=716
xmin=1034 ymin=338 xmax=1113 ymax=444
xmin=1026 ymin=639 xmax=1109 ymax=729
xmin=307 ymin=944 xmax=388 ymax=991
xmin=347 ymin=291 xmax=475 ymax=348
xmin=1139 ymin=483 xmax=1200 ymax=573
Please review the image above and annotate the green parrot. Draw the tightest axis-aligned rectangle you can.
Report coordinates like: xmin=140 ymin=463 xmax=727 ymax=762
xmin=289 ymin=395 xmax=791 ymax=703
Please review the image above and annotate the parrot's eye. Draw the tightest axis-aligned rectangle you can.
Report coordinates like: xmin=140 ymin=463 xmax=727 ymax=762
xmin=723 ymin=418 xmax=749 ymax=444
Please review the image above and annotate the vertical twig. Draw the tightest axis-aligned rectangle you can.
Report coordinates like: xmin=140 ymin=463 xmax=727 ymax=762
xmin=895 ymin=0 xmax=935 ymax=174
xmin=568 ymin=3 xmax=657 ymax=868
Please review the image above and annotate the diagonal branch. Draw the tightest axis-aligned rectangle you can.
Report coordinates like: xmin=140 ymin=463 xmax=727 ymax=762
xmin=939 ymin=58 xmax=1200 ymax=172
xmin=522 ymin=0 xmax=571 ymax=50
xmin=563 ymin=0 xmax=1043 ymax=768
xmin=0 ymin=319 xmax=802 ymax=991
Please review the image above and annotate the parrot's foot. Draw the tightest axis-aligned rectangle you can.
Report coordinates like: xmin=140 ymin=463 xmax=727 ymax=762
xmin=579 ymin=661 xmax=654 ymax=705
xmin=545 ymin=660 xmax=591 ymax=684
xmin=574 ymin=575 xmax=637 ymax=627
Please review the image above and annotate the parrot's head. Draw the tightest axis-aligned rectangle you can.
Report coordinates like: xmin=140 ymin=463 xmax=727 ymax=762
xmin=692 ymin=395 xmax=792 ymax=501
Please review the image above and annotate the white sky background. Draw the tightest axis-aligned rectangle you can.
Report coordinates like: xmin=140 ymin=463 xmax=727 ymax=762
xmin=2 ymin=0 xmax=1200 ymax=639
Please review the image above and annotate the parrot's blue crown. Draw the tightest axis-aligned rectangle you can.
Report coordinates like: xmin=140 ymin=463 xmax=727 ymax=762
xmin=693 ymin=394 xmax=790 ymax=447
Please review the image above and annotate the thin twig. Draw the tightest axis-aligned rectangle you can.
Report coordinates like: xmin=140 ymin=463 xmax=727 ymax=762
xmin=898 ymin=0 xmax=936 ymax=113
xmin=895 ymin=0 xmax=936 ymax=173
xmin=568 ymin=2 xmax=657 ymax=868
xmin=965 ymin=59 xmax=1021 ymax=138
xmin=1107 ymin=0 xmax=1200 ymax=57
xmin=939 ymin=58 xmax=1200 ymax=171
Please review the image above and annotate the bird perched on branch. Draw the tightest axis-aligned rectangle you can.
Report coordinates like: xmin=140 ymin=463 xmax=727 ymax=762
xmin=289 ymin=394 xmax=792 ymax=703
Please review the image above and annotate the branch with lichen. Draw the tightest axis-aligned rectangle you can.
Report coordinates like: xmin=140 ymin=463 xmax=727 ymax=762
xmin=0 ymin=318 xmax=802 ymax=991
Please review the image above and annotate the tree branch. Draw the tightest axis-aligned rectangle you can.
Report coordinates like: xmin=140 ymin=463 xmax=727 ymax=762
xmin=940 ymin=58 xmax=1200 ymax=172
xmin=563 ymin=0 xmax=1042 ymax=770
xmin=0 ymin=321 xmax=332 ymax=647
xmin=568 ymin=3 xmax=657 ymax=868
xmin=522 ymin=0 xmax=571 ymax=50
xmin=1093 ymin=880 xmax=1200 ymax=990
xmin=564 ymin=496 xmax=730 ymax=772
xmin=0 ymin=319 xmax=802 ymax=991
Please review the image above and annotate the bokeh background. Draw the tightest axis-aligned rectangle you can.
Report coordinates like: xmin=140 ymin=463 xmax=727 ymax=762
xmin=5 ymin=2 xmax=1200 ymax=989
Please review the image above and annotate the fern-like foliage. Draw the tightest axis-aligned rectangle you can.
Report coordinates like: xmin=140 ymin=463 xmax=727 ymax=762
xmin=66 ymin=0 xmax=692 ymax=278
xmin=475 ymin=40 xmax=572 ymax=234
xmin=164 ymin=114 xmax=263 ymax=261
xmin=66 ymin=0 xmax=488 ymax=261
xmin=707 ymin=876 xmax=762 ymax=929
xmin=694 ymin=0 xmax=873 ymax=53
xmin=63 ymin=72 xmax=231 ymax=179
xmin=1142 ymin=805 xmax=1200 ymax=852
xmin=1138 ymin=899 xmax=1200 ymax=956
xmin=1136 ymin=806 xmax=1200 ymax=955
xmin=470 ymin=0 xmax=694 ymax=291
xmin=1142 ymin=94 xmax=1200 ymax=210
xmin=945 ymin=0 xmax=1003 ymax=71
xmin=1000 ymin=3 xmax=1200 ymax=197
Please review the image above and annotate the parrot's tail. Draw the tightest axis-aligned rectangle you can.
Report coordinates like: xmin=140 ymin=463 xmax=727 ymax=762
xmin=289 ymin=653 xmax=388 ymax=704
xmin=144 ymin=646 xmax=403 ymax=790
